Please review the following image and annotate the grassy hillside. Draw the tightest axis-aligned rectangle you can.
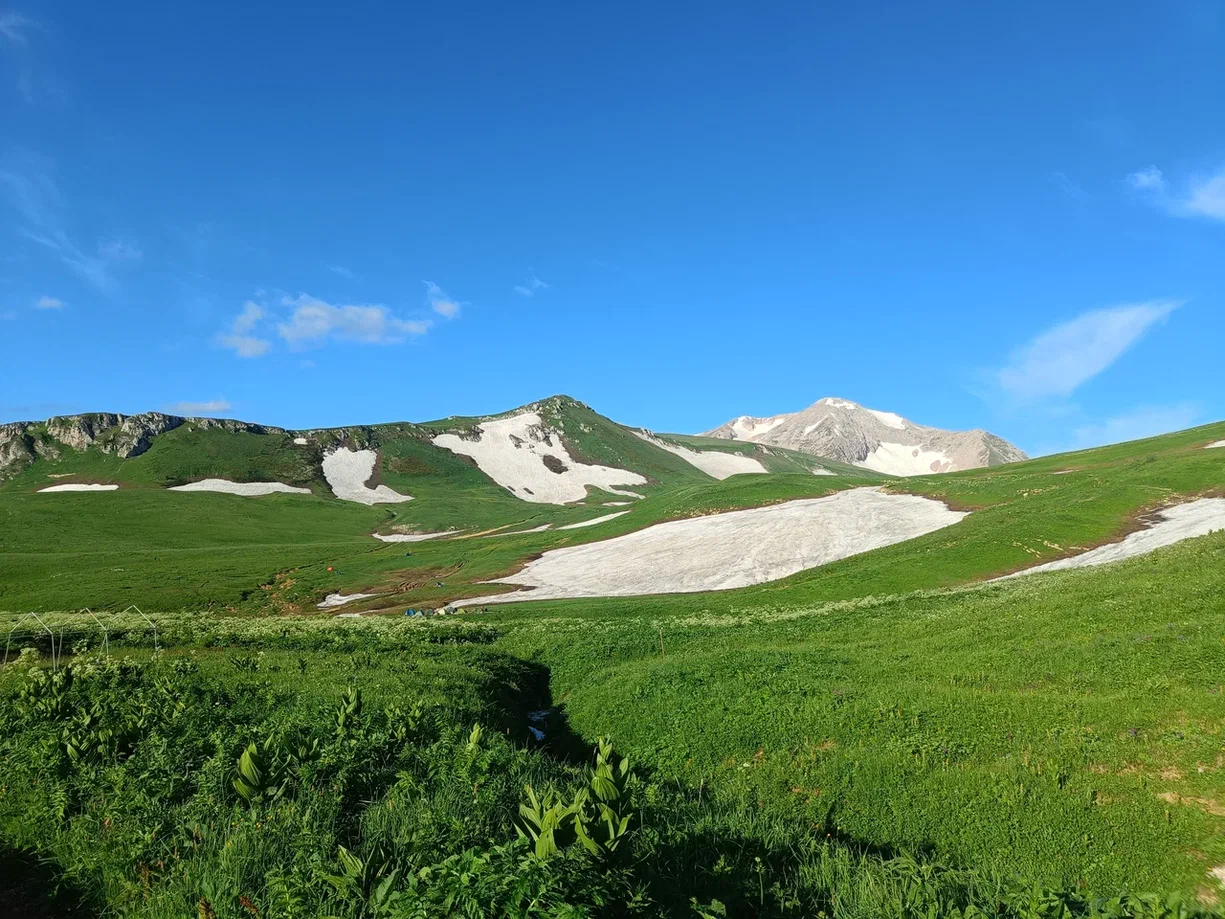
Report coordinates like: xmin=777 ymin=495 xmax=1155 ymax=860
xmin=0 ymin=396 xmax=871 ymax=613
xmin=490 ymin=531 xmax=1225 ymax=895
xmin=4 ymin=612 xmax=1220 ymax=917
xmin=1 ymin=423 xmax=324 ymax=491
xmin=657 ymin=431 xmax=877 ymax=477
xmin=2 ymin=409 xmax=1224 ymax=913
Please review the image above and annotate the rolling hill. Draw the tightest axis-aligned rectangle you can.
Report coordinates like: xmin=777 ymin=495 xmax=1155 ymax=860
xmin=2 ymin=402 xmax=1225 ymax=915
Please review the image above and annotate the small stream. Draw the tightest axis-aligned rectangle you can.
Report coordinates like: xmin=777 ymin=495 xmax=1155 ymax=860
xmin=527 ymin=708 xmax=554 ymax=742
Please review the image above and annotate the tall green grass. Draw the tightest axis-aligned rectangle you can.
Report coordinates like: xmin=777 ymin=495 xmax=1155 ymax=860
xmin=2 ymin=618 xmax=1215 ymax=917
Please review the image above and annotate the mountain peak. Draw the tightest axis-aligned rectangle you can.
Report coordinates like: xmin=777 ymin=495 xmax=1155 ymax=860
xmin=702 ymin=398 xmax=1025 ymax=476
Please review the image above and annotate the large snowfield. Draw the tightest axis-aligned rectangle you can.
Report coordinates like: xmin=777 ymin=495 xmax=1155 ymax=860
xmin=464 ymin=487 xmax=968 ymax=604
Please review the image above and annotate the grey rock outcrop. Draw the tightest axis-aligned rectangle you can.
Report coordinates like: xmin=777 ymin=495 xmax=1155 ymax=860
xmin=0 ymin=411 xmax=286 ymax=480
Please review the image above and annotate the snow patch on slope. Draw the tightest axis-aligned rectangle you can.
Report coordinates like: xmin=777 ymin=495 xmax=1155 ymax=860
xmin=857 ymin=442 xmax=954 ymax=476
xmin=558 ymin=511 xmax=630 ymax=530
xmin=170 ymin=479 xmax=311 ymax=496
xmin=463 ymin=487 xmax=967 ymax=604
xmin=1208 ymin=440 xmax=1225 ymax=449
xmin=38 ymin=483 xmax=119 ymax=492
xmin=432 ymin=412 xmax=647 ymax=504
xmin=483 ymin=524 xmax=552 ymax=538
xmin=322 ymin=448 xmax=413 ymax=505
xmin=317 ymin=592 xmax=377 ymax=609
xmin=372 ymin=530 xmax=459 ymax=543
xmin=635 ymin=432 xmax=766 ymax=479
xmin=729 ymin=414 xmax=789 ymax=441
xmin=867 ymin=409 xmax=907 ymax=430
xmin=1000 ymin=499 xmax=1225 ymax=579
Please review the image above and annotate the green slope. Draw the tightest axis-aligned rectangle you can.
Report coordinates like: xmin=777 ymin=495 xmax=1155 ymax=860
xmin=1 ymin=416 xmax=1224 ymax=908
xmin=0 ymin=395 xmax=872 ymax=612
xmin=655 ymin=431 xmax=879 ymax=477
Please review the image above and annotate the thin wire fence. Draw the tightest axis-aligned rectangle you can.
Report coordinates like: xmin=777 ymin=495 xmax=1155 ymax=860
xmin=3 ymin=606 xmax=160 ymax=668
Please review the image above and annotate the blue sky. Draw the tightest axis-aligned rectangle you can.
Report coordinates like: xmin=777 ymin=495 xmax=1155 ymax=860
xmin=1 ymin=1 xmax=1222 ymax=455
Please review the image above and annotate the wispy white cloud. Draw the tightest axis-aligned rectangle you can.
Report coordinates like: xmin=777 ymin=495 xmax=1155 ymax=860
xmin=0 ymin=11 xmax=45 ymax=102
xmin=0 ymin=10 xmax=34 ymax=43
xmin=1051 ymin=171 xmax=1086 ymax=200
xmin=1127 ymin=166 xmax=1165 ymax=192
xmin=1185 ymin=171 xmax=1225 ymax=220
xmin=97 ymin=239 xmax=142 ymax=263
xmin=423 ymin=281 xmax=461 ymax=318
xmin=514 ymin=274 xmax=550 ymax=298
xmin=1 ymin=309 xmax=16 ymax=321
xmin=0 ymin=158 xmax=141 ymax=290
xmin=166 ymin=399 xmax=232 ymax=415
xmin=1127 ymin=164 xmax=1225 ymax=221
xmin=326 ymin=263 xmax=354 ymax=279
xmin=996 ymin=301 xmax=1182 ymax=401
xmin=216 ymin=301 xmax=271 ymax=358
xmin=35 ymin=294 xmax=62 ymax=310
xmin=278 ymin=293 xmax=432 ymax=347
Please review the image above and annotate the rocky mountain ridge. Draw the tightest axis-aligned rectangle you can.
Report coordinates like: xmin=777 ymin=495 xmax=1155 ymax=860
xmin=704 ymin=397 xmax=1026 ymax=476
xmin=0 ymin=412 xmax=286 ymax=480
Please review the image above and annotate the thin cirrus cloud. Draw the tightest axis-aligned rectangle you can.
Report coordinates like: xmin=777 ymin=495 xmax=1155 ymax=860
xmin=514 ymin=275 xmax=550 ymax=298
xmin=0 ymin=11 xmax=34 ymax=43
xmin=0 ymin=11 xmax=39 ymax=101
xmin=216 ymin=301 xmax=271 ymax=358
xmin=424 ymin=281 xmax=461 ymax=318
xmin=35 ymin=295 xmax=63 ymax=309
xmin=165 ymin=399 xmax=232 ymax=415
xmin=996 ymin=301 xmax=1182 ymax=402
xmin=1126 ymin=165 xmax=1225 ymax=221
xmin=0 ymin=157 xmax=142 ymax=290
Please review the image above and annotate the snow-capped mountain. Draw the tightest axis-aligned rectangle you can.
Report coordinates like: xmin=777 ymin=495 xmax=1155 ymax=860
xmin=703 ymin=397 xmax=1026 ymax=476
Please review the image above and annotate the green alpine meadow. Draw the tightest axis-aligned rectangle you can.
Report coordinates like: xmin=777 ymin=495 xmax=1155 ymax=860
xmin=1 ymin=398 xmax=1224 ymax=917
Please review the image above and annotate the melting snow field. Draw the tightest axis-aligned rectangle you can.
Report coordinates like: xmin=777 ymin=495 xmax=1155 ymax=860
xmin=317 ymin=592 xmax=377 ymax=609
xmin=432 ymin=412 xmax=647 ymax=504
xmin=38 ymin=483 xmax=119 ymax=492
xmin=729 ymin=414 xmax=789 ymax=441
xmin=465 ymin=487 xmax=967 ymax=605
xmin=867 ymin=409 xmax=907 ymax=430
xmin=858 ymin=442 xmax=954 ymax=476
xmin=1001 ymin=498 xmax=1225 ymax=579
xmin=1208 ymin=441 xmax=1225 ymax=449
xmin=169 ymin=479 xmax=312 ymax=496
xmin=636 ymin=432 xmax=766 ymax=480
xmin=482 ymin=524 xmax=552 ymax=538
xmin=322 ymin=448 xmax=413 ymax=505
xmin=372 ymin=530 xmax=459 ymax=543
xmin=558 ymin=511 xmax=629 ymax=530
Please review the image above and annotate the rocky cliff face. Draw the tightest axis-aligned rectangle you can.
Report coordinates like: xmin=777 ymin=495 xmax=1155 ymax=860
xmin=0 ymin=412 xmax=284 ymax=480
xmin=704 ymin=397 xmax=1027 ymax=476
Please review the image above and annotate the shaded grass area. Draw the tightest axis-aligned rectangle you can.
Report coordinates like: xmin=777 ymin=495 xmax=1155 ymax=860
xmin=489 ymin=531 xmax=1225 ymax=896
xmin=0 ymin=847 xmax=96 ymax=918
xmin=2 ymin=617 xmax=1218 ymax=917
